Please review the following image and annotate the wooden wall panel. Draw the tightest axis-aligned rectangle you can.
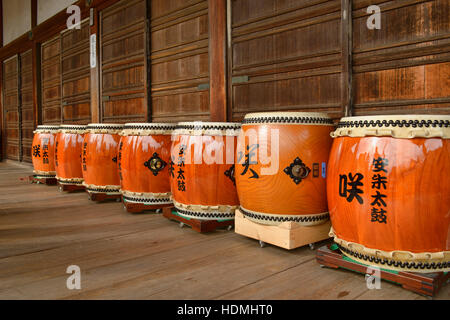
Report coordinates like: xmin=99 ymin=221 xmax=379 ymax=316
xmin=41 ymin=36 xmax=62 ymax=124
xmin=100 ymin=0 xmax=148 ymax=123
xmin=352 ymin=0 xmax=450 ymax=115
xmin=229 ymin=0 xmax=344 ymax=121
xmin=150 ymin=0 xmax=210 ymax=122
xmin=2 ymin=55 xmax=20 ymax=161
xmin=61 ymin=20 xmax=91 ymax=124
xmin=20 ymin=50 xmax=34 ymax=163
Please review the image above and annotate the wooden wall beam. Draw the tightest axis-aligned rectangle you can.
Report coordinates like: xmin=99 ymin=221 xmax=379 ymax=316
xmin=208 ymin=0 xmax=227 ymax=122
xmin=0 ymin=59 xmax=3 ymax=160
xmin=0 ymin=0 xmax=3 ymax=48
xmin=32 ymin=41 xmax=41 ymax=126
xmin=31 ymin=0 xmax=38 ymax=28
xmin=341 ymin=0 xmax=353 ymax=117
xmin=90 ymin=7 xmax=100 ymax=123
xmin=146 ymin=0 xmax=152 ymax=122
xmin=0 ymin=0 xmax=2 ymax=159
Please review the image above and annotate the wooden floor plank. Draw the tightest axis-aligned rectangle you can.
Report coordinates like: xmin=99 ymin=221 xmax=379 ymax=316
xmin=216 ymin=259 xmax=450 ymax=300
xmin=0 ymin=162 xmax=448 ymax=300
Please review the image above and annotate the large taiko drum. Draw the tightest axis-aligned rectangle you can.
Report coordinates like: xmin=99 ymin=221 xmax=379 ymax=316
xmin=55 ymin=125 xmax=86 ymax=187
xmin=119 ymin=123 xmax=177 ymax=209
xmin=82 ymin=124 xmax=123 ymax=196
xmin=328 ymin=115 xmax=450 ymax=272
xmin=236 ymin=112 xmax=334 ymax=226
xmin=170 ymin=122 xmax=241 ymax=220
xmin=32 ymin=125 xmax=59 ymax=179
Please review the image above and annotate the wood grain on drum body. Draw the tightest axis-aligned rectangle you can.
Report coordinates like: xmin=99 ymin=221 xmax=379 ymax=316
xmin=236 ymin=124 xmax=333 ymax=217
xmin=327 ymin=136 xmax=450 ymax=254
xmin=82 ymin=132 xmax=121 ymax=188
xmin=120 ymin=135 xmax=172 ymax=195
xmin=170 ymin=132 xmax=239 ymax=211
xmin=55 ymin=132 xmax=84 ymax=181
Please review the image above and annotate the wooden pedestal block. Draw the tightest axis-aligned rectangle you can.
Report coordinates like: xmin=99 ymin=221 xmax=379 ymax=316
xmin=87 ymin=192 xmax=121 ymax=202
xmin=316 ymin=244 xmax=449 ymax=297
xmin=27 ymin=175 xmax=57 ymax=185
xmin=162 ymin=207 xmax=234 ymax=233
xmin=234 ymin=209 xmax=332 ymax=250
xmin=123 ymin=202 xmax=172 ymax=214
xmin=57 ymin=183 xmax=85 ymax=193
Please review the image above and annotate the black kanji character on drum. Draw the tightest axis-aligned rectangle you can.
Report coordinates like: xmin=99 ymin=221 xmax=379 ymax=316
xmin=179 ymin=145 xmax=187 ymax=157
xmin=239 ymin=144 xmax=259 ymax=179
xmin=373 ymin=157 xmax=388 ymax=173
xmin=339 ymin=173 xmax=364 ymax=204
xmin=371 ymin=191 xmax=387 ymax=207
xmin=178 ymin=180 xmax=186 ymax=192
xmin=371 ymin=174 xmax=387 ymax=190
xmin=371 ymin=207 xmax=387 ymax=224
xmin=33 ymin=145 xmax=41 ymax=158
xmin=177 ymin=168 xmax=185 ymax=180
xmin=169 ymin=159 xmax=175 ymax=178
xmin=55 ymin=142 xmax=58 ymax=167
xmin=42 ymin=145 xmax=49 ymax=164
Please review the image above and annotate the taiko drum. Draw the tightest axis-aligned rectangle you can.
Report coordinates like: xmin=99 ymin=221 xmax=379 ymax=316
xmin=82 ymin=124 xmax=123 ymax=195
xmin=119 ymin=123 xmax=177 ymax=209
xmin=327 ymin=115 xmax=450 ymax=272
xmin=236 ymin=112 xmax=334 ymax=226
xmin=55 ymin=125 xmax=86 ymax=187
xmin=31 ymin=125 xmax=59 ymax=179
xmin=170 ymin=122 xmax=241 ymax=220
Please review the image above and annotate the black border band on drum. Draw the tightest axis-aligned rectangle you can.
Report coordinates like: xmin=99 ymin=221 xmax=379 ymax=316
xmin=337 ymin=119 xmax=450 ymax=129
xmin=123 ymin=124 xmax=177 ymax=131
xmin=175 ymin=207 xmax=235 ymax=220
xmin=338 ymin=244 xmax=449 ymax=271
xmin=122 ymin=195 xmax=172 ymax=205
xmin=57 ymin=179 xmax=84 ymax=185
xmin=240 ymin=206 xmax=330 ymax=225
xmin=176 ymin=124 xmax=242 ymax=131
xmin=85 ymin=187 xmax=121 ymax=194
xmin=34 ymin=173 xmax=56 ymax=179
xmin=242 ymin=116 xmax=333 ymax=125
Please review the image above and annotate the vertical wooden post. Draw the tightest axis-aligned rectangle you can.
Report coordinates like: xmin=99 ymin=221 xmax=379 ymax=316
xmin=90 ymin=7 xmax=100 ymax=123
xmin=208 ymin=0 xmax=227 ymax=122
xmin=32 ymin=41 xmax=42 ymax=126
xmin=226 ymin=0 xmax=233 ymax=122
xmin=30 ymin=0 xmax=39 ymax=128
xmin=0 ymin=0 xmax=3 ymax=158
xmin=0 ymin=0 xmax=3 ymax=48
xmin=341 ymin=0 xmax=353 ymax=117
xmin=18 ymin=54 xmax=23 ymax=161
xmin=145 ymin=0 xmax=152 ymax=122
xmin=0 ymin=61 xmax=3 ymax=160
xmin=31 ymin=0 xmax=38 ymax=28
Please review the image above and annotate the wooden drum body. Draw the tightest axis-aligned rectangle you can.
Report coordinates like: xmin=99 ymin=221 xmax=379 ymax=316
xmin=119 ymin=123 xmax=177 ymax=209
xmin=55 ymin=125 xmax=86 ymax=186
xmin=328 ymin=115 xmax=450 ymax=272
xmin=170 ymin=122 xmax=241 ymax=220
xmin=31 ymin=125 xmax=59 ymax=179
xmin=236 ymin=112 xmax=334 ymax=226
xmin=82 ymin=124 xmax=123 ymax=195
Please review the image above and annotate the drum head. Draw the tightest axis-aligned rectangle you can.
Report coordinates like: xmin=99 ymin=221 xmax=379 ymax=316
xmin=175 ymin=122 xmax=242 ymax=136
xmin=59 ymin=125 xmax=87 ymax=134
xmin=242 ymin=112 xmax=333 ymax=126
xmin=332 ymin=115 xmax=450 ymax=139
xmin=121 ymin=123 xmax=177 ymax=136
xmin=34 ymin=125 xmax=60 ymax=134
xmin=86 ymin=123 xmax=124 ymax=134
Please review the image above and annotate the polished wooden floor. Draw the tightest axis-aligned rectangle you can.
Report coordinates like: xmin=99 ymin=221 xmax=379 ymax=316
xmin=0 ymin=161 xmax=448 ymax=300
